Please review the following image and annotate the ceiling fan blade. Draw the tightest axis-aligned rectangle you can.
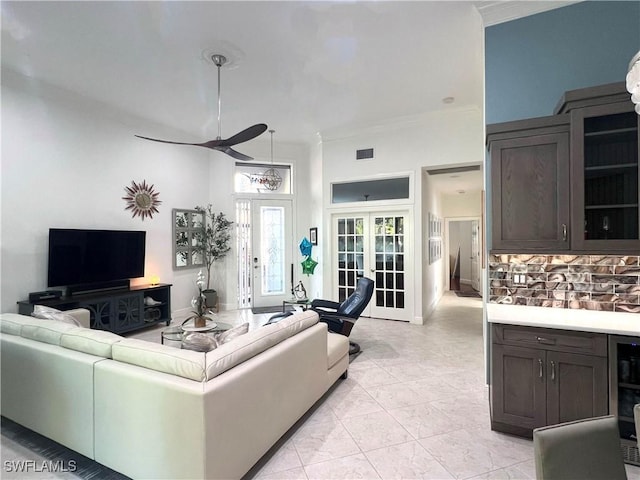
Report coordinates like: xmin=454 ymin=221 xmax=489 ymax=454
xmin=135 ymin=134 xmax=224 ymax=148
xmin=219 ymin=124 xmax=268 ymax=147
xmin=215 ymin=146 xmax=254 ymax=161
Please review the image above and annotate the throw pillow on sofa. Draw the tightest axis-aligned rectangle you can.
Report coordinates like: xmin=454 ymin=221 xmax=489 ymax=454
xmin=182 ymin=323 xmax=250 ymax=352
xmin=32 ymin=305 xmax=82 ymax=327
xmin=182 ymin=333 xmax=216 ymax=352
xmin=214 ymin=322 xmax=249 ymax=347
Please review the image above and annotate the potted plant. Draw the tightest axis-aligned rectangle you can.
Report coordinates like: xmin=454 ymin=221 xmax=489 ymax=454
xmin=193 ymin=204 xmax=233 ymax=310
xmin=185 ymin=270 xmax=214 ymax=328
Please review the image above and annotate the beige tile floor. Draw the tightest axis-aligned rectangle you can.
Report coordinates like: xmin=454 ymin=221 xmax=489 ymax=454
xmin=2 ymin=292 xmax=640 ymax=480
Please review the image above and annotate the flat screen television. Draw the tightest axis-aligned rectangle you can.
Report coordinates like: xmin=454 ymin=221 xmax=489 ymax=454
xmin=47 ymin=228 xmax=146 ymax=290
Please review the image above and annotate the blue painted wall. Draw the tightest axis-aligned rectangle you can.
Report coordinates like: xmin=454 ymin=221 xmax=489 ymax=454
xmin=485 ymin=1 xmax=640 ymax=125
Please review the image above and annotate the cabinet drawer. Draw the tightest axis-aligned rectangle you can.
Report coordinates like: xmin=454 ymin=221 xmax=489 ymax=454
xmin=493 ymin=324 xmax=607 ymax=357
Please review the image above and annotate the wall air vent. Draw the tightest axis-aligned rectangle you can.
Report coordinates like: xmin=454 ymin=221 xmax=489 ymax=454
xmin=356 ymin=148 xmax=374 ymax=160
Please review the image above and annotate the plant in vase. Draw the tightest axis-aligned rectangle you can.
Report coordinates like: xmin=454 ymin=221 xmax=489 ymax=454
xmin=186 ymin=270 xmax=214 ymax=328
xmin=193 ymin=205 xmax=233 ymax=310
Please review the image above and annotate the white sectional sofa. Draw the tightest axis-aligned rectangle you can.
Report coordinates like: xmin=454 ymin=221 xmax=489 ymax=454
xmin=0 ymin=309 xmax=349 ymax=479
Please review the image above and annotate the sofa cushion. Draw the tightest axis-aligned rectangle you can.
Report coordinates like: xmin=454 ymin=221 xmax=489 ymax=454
xmin=61 ymin=329 xmax=123 ymax=358
xmin=20 ymin=319 xmax=80 ymax=346
xmin=32 ymin=305 xmax=83 ymax=327
xmin=327 ymin=332 xmax=349 ymax=369
xmin=205 ymin=310 xmax=318 ymax=380
xmin=112 ymin=338 xmax=206 ymax=381
xmin=0 ymin=313 xmax=33 ymax=336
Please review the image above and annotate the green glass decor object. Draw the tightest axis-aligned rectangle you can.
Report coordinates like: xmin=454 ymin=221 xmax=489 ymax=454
xmin=301 ymin=256 xmax=318 ymax=275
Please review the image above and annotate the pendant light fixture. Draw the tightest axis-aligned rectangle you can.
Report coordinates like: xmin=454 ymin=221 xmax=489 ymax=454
xmin=627 ymin=50 xmax=640 ymax=114
xmin=258 ymin=129 xmax=283 ymax=191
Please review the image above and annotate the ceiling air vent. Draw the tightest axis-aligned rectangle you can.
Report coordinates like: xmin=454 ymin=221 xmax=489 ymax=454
xmin=356 ymin=148 xmax=374 ymax=160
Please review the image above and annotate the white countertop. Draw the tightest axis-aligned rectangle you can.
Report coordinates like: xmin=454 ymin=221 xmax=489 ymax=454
xmin=487 ymin=303 xmax=640 ymax=337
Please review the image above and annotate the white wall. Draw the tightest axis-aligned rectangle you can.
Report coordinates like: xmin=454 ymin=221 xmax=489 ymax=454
xmin=307 ymin=135 xmax=324 ymax=300
xmin=320 ymin=108 xmax=483 ymax=323
xmin=422 ymin=171 xmax=444 ymax=320
xmin=1 ymin=69 xmax=214 ymax=313
xmin=442 ymin=191 xmax=482 ymax=218
xmin=1 ymin=69 xmax=315 ymax=315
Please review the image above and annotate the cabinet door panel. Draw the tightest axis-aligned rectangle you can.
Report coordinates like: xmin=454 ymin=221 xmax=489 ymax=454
xmin=546 ymin=351 xmax=608 ymax=425
xmin=79 ymin=299 xmax=111 ymax=330
xmin=492 ymin=344 xmax=546 ymax=430
xmin=491 ymin=133 xmax=570 ymax=251
xmin=113 ymin=293 xmax=144 ymax=333
xmin=570 ymin=101 xmax=640 ymax=252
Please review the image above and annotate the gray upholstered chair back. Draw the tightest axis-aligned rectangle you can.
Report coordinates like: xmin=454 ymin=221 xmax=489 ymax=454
xmin=533 ymin=415 xmax=627 ymax=480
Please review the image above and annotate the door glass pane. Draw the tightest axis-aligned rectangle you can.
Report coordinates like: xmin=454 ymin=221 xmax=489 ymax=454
xmin=236 ymin=200 xmax=251 ymax=308
xmin=336 ymin=216 xmax=365 ymax=302
xmin=374 ymin=215 xmax=406 ymax=310
xmin=260 ymin=206 xmax=285 ymax=295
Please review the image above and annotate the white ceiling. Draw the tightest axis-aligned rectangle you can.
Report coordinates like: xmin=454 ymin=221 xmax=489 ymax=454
xmin=0 ymin=1 xmax=573 ymax=193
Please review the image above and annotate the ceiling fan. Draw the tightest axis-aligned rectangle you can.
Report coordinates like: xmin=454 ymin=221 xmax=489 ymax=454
xmin=135 ymin=54 xmax=267 ymax=161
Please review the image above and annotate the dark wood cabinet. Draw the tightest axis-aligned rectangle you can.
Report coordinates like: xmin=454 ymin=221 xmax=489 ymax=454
xmin=491 ymin=343 xmax=546 ymax=434
xmin=488 ymin=82 xmax=639 ymax=254
xmin=488 ymin=117 xmax=570 ymax=252
xmin=569 ymin=101 xmax=639 ymax=252
xmin=491 ymin=324 xmax=608 ymax=437
xmin=18 ymin=283 xmax=172 ymax=334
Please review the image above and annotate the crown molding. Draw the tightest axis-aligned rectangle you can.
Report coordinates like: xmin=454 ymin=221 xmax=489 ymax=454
xmin=475 ymin=1 xmax=582 ymax=27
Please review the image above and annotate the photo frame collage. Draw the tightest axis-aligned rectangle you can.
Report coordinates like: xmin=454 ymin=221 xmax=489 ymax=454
xmin=428 ymin=212 xmax=442 ymax=265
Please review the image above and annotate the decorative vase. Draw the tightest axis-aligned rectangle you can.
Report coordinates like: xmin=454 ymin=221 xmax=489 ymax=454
xmin=203 ymin=289 xmax=218 ymax=311
xmin=194 ymin=316 xmax=207 ymax=329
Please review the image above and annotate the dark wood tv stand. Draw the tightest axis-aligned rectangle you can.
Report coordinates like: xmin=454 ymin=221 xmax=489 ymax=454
xmin=17 ymin=283 xmax=172 ymax=334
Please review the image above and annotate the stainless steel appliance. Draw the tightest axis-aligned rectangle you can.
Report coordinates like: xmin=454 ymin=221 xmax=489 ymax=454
xmin=609 ymin=335 xmax=640 ymax=465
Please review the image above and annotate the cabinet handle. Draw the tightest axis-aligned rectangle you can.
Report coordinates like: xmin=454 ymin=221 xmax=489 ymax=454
xmin=539 ymin=358 xmax=543 ymax=378
xmin=536 ymin=336 xmax=556 ymax=345
xmin=562 ymin=224 xmax=567 ymax=242
xmin=551 ymin=360 xmax=556 ymax=381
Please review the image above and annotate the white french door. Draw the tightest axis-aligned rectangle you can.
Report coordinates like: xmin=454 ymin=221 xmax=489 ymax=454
xmin=333 ymin=211 xmax=412 ymax=321
xmin=250 ymin=199 xmax=293 ymax=308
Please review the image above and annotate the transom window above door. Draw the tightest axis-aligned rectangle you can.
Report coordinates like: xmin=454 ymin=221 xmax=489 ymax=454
xmin=234 ymin=162 xmax=292 ymax=194
xmin=332 ymin=177 xmax=410 ymax=203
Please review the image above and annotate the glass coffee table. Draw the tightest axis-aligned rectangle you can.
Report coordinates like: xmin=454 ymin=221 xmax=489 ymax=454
xmin=161 ymin=319 xmax=233 ymax=347
xmin=282 ymin=298 xmax=312 ymax=312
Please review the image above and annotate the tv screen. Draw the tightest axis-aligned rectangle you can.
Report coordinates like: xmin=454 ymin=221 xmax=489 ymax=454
xmin=47 ymin=229 xmax=146 ymax=288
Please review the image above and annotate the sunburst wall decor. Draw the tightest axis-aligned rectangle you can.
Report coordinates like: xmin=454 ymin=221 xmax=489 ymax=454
xmin=122 ymin=180 xmax=161 ymax=221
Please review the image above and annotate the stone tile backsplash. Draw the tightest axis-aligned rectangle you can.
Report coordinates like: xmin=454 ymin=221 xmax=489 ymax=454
xmin=489 ymin=255 xmax=640 ymax=313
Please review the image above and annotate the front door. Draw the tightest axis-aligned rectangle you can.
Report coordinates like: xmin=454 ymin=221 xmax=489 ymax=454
xmin=251 ymin=199 xmax=293 ymax=308
xmin=333 ymin=212 xmax=412 ymax=321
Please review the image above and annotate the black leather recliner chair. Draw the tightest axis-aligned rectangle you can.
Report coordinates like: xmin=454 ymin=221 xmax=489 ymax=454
xmin=311 ymin=277 xmax=374 ymax=355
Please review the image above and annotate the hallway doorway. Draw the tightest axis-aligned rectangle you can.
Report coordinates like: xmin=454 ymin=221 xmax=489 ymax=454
xmin=446 ymin=217 xmax=481 ymax=294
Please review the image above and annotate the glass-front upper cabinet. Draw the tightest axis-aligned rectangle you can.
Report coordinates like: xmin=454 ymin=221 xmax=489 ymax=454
xmin=570 ymin=100 xmax=639 ymax=252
